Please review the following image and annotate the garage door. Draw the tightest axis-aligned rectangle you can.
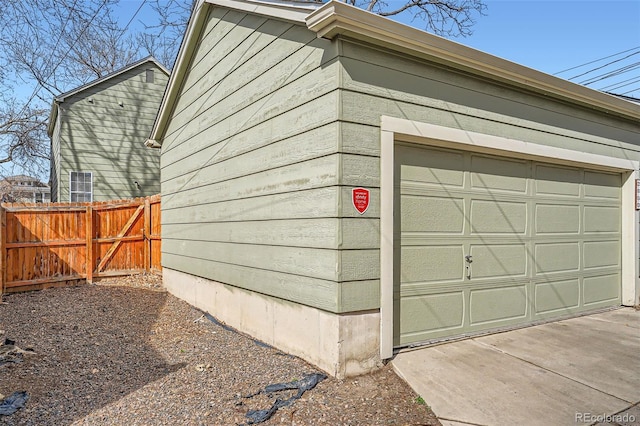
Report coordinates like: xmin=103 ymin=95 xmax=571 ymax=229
xmin=396 ymin=143 xmax=622 ymax=347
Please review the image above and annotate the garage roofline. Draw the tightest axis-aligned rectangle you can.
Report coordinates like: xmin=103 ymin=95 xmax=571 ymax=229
xmin=306 ymin=1 xmax=640 ymax=123
xmin=147 ymin=0 xmax=640 ymax=148
xmin=146 ymin=0 xmax=321 ymax=148
xmin=379 ymin=116 xmax=640 ymax=359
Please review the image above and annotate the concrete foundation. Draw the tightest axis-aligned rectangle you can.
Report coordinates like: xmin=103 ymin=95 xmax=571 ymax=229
xmin=163 ymin=268 xmax=382 ymax=378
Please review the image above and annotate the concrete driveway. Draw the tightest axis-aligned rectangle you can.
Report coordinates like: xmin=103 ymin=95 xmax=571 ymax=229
xmin=392 ymin=308 xmax=640 ymax=426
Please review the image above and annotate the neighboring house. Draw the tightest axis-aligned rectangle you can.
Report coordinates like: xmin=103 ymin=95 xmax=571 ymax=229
xmin=48 ymin=56 xmax=169 ymax=202
xmin=147 ymin=0 xmax=640 ymax=378
xmin=0 ymin=175 xmax=51 ymax=203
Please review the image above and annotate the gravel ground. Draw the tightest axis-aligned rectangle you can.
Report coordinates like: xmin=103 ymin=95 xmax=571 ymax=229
xmin=0 ymin=275 xmax=440 ymax=425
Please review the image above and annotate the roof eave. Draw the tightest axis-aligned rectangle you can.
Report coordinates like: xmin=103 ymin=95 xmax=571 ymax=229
xmin=207 ymin=0 xmax=318 ymax=23
xmin=306 ymin=1 xmax=640 ymax=121
xmin=148 ymin=0 xmax=210 ymax=146
xmin=145 ymin=138 xmax=162 ymax=148
xmin=47 ymin=101 xmax=59 ymax=138
xmin=55 ymin=56 xmax=169 ymax=103
xmin=148 ymin=0 xmax=321 ymax=146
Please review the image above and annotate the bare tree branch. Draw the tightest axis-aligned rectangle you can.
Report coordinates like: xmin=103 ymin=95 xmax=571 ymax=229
xmin=140 ymin=0 xmax=197 ymax=69
xmin=0 ymin=0 xmax=486 ymax=180
xmin=0 ymin=0 xmax=141 ymax=179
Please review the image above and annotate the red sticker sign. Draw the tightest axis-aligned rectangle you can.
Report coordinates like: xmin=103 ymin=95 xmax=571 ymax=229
xmin=352 ymin=187 xmax=370 ymax=214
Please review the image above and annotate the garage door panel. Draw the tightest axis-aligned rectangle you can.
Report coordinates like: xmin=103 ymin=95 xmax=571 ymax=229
xmin=535 ymin=165 xmax=581 ymax=197
xmin=584 ymin=240 xmax=620 ymax=270
xmin=399 ymin=147 xmax=465 ymax=188
xmin=399 ymin=292 xmax=464 ymax=343
xmin=396 ymin=144 xmax=621 ymax=348
xmin=401 ymin=196 xmax=464 ymax=233
xmin=584 ymin=274 xmax=620 ymax=305
xmin=470 ymin=155 xmax=528 ymax=193
xmin=534 ymin=242 xmax=580 ymax=274
xmin=469 ymin=285 xmax=528 ymax=325
xmin=534 ymin=279 xmax=580 ymax=315
xmin=470 ymin=199 xmax=527 ymax=234
xmin=400 ymin=246 xmax=464 ymax=283
xmin=584 ymin=206 xmax=620 ymax=233
xmin=584 ymin=171 xmax=621 ymax=200
xmin=469 ymin=244 xmax=527 ymax=279
xmin=535 ymin=204 xmax=580 ymax=234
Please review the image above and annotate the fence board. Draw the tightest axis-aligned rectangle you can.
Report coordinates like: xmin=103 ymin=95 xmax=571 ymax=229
xmin=0 ymin=195 xmax=161 ymax=294
xmin=150 ymin=198 xmax=161 ymax=272
xmin=0 ymin=208 xmax=5 ymax=295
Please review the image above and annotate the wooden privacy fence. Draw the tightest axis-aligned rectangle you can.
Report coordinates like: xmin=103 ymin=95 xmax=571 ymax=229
xmin=0 ymin=195 xmax=161 ymax=294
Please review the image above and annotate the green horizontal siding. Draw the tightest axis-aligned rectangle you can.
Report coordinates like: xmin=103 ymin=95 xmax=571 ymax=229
xmin=338 ymin=39 xmax=640 ymax=158
xmin=333 ymin=37 xmax=640 ymax=315
xmin=54 ymin=61 xmax=167 ymax=201
xmin=159 ymin=9 xmax=377 ymax=313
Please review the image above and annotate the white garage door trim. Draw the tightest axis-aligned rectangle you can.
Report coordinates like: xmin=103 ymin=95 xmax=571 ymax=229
xmin=379 ymin=115 xmax=640 ymax=359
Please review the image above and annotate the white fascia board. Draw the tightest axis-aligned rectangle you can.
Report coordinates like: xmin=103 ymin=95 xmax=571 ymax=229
xmin=206 ymin=0 xmax=320 ymax=23
xmin=55 ymin=56 xmax=167 ymax=103
xmin=307 ymin=1 xmax=640 ymax=122
xmin=147 ymin=0 xmax=210 ymax=146
xmin=148 ymin=0 xmax=319 ymax=146
xmin=46 ymin=101 xmax=59 ymax=138
xmin=382 ymin=115 xmax=639 ymax=172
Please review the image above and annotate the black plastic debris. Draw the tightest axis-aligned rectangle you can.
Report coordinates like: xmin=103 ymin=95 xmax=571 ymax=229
xmin=244 ymin=373 xmax=327 ymax=424
xmin=0 ymin=391 xmax=29 ymax=416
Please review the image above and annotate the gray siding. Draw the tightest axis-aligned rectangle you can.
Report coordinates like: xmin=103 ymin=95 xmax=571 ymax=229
xmin=160 ymin=8 xmax=381 ymax=313
xmin=57 ymin=62 xmax=168 ymax=201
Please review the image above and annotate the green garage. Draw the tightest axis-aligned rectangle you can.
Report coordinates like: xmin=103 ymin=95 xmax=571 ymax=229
xmin=149 ymin=0 xmax=640 ymax=376
xmin=395 ymin=143 xmax=622 ymax=346
xmin=380 ymin=119 xmax=638 ymax=358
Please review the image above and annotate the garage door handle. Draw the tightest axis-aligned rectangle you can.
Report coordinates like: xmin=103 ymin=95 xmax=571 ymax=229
xmin=465 ymin=255 xmax=472 ymax=280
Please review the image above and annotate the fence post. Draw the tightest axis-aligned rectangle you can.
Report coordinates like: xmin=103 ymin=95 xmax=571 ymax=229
xmin=86 ymin=206 xmax=93 ymax=284
xmin=144 ymin=197 xmax=150 ymax=272
xmin=0 ymin=206 xmax=5 ymax=296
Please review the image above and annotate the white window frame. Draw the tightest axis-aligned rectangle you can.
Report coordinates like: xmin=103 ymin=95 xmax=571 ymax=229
xmin=69 ymin=171 xmax=93 ymax=202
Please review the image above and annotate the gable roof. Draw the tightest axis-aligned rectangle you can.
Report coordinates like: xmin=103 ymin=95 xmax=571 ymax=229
xmin=47 ymin=56 xmax=170 ymax=137
xmin=146 ymin=0 xmax=640 ymax=147
xmin=145 ymin=0 xmax=320 ymax=147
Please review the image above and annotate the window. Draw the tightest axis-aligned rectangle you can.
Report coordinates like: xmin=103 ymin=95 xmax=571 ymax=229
xmin=35 ymin=193 xmax=43 ymax=203
xmin=145 ymin=69 xmax=154 ymax=84
xmin=70 ymin=172 xmax=92 ymax=202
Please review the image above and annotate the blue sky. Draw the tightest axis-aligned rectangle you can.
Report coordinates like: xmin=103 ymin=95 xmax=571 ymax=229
xmin=118 ymin=0 xmax=640 ymax=97
xmin=458 ymin=0 xmax=640 ymax=96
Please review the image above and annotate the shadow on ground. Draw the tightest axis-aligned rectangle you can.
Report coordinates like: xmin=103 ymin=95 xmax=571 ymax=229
xmin=0 ymin=285 xmax=184 ymax=425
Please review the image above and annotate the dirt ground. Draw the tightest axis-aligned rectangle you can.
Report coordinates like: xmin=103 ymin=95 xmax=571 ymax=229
xmin=0 ymin=275 xmax=441 ymax=425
